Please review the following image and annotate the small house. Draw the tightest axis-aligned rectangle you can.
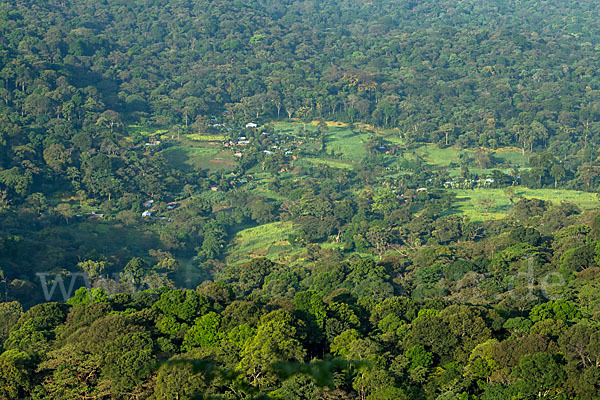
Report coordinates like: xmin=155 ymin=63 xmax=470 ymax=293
xmin=245 ymin=123 xmax=258 ymax=128
xmin=142 ymin=210 xmax=153 ymax=218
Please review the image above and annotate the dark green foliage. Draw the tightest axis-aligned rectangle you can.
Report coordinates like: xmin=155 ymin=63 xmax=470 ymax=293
xmin=2 ymin=0 xmax=600 ymax=397
xmin=153 ymin=289 xmax=210 ymax=323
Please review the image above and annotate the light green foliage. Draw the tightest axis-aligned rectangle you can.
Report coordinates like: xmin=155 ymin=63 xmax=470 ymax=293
xmin=0 ymin=350 xmax=32 ymax=399
xmin=153 ymin=289 xmax=210 ymax=323
xmin=183 ymin=312 xmax=222 ymax=350
xmin=224 ymin=323 xmax=256 ymax=352
xmin=515 ymin=352 xmax=565 ymax=396
xmin=66 ymin=287 xmax=108 ymax=306
xmin=530 ymin=300 xmax=582 ymax=323
xmin=371 ymin=189 xmax=399 ymax=215
xmin=406 ymin=344 xmax=433 ymax=370
xmin=0 ymin=302 xmax=22 ymax=344
xmin=331 ymin=329 xmax=361 ymax=358
xmin=239 ymin=309 xmax=306 ymax=384
xmin=76 ymin=260 xmax=108 ymax=278
xmin=294 ymin=290 xmax=327 ymax=329
xmin=467 ymin=339 xmax=499 ymax=380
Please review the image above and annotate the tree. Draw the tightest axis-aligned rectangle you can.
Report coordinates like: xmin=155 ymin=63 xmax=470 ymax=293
xmin=96 ymin=110 xmax=122 ymax=133
xmin=576 ymin=162 xmax=600 ymax=190
xmin=25 ymin=193 xmax=47 ymax=215
xmin=239 ymin=309 xmax=306 ymax=386
xmin=0 ymin=350 xmax=32 ymax=399
xmin=477 ymin=198 xmax=495 ymax=214
xmin=182 ymin=312 xmax=222 ymax=350
xmin=0 ymin=167 xmax=32 ymax=197
xmin=250 ymin=199 xmax=276 ymax=223
xmin=123 ymin=257 xmax=148 ymax=284
xmin=515 ymin=352 xmax=565 ymax=397
xmin=438 ymin=123 xmax=455 ymax=146
xmin=0 ymin=302 xmax=23 ymax=343
xmin=101 ymin=331 xmax=154 ymax=393
xmin=529 ymin=121 xmax=549 ymax=150
xmin=154 ymin=355 xmax=208 ymax=399
xmin=371 ymin=189 xmax=399 ymax=216
xmin=55 ymin=203 xmax=74 ymax=224
xmin=77 ymin=260 xmax=108 ymax=279
xmin=550 ymin=164 xmax=566 ymax=188
xmin=153 ymin=290 xmax=210 ymax=323
xmin=43 ymin=143 xmax=70 ymax=172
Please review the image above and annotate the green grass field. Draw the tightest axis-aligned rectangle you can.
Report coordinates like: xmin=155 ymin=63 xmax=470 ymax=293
xmin=128 ymin=125 xmax=169 ymax=137
xmin=492 ymin=147 xmax=528 ymax=167
xmin=414 ymin=144 xmax=529 ymax=169
xmin=303 ymin=157 xmax=353 ymax=170
xmin=325 ymin=127 xmax=369 ymax=162
xmin=184 ymin=134 xmax=226 ymax=142
xmin=273 ymin=121 xmax=369 ymax=162
xmin=416 ymin=145 xmax=468 ymax=167
xmin=451 ymin=187 xmax=599 ymax=221
xmin=383 ymin=133 xmax=406 ymax=145
xmin=273 ymin=120 xmax=319 ymax=134
xmin=225 ymin=221 xmax=297 ymax=264
xmin=161 ymin=146 xmax=236 ymax=171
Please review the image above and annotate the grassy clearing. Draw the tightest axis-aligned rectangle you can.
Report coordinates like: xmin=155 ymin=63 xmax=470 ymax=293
xmin=521 ymin=188 xmax=599 ymax=209
xmin=416 ymin=145 xmax=470 ymax=167
xmin=451 ymin=187 xmax=599 ymax=221
xmin=225 ymin=221 xmax=297 ymax=264
xmin=415 ymin=145 xmax=529 ymax=169
xmin=325 ymin=126 xmax=369 ymax=161
xmin=492 ymin=147 xmax=528 ymax=167
xmin=273 ymin=121 xmax=369 ymax=162
xmin=184 ymin=134 xmax=226 ymax=142
xmin=383 ymin=132 xmax=406 ymax=145
xmin=162 ymin=146 xmax=236 ymax=171
xmin=451 ymin=188 xmax=513 ymax=221
xmin=128 ymin=125 xmax=169 ymax=137
xmin=311 ymin=120 xmax=349 ymax=128
xmin=303 ymin=157 xmax=353 ymax=170
xmin=273 ymin=121 xmax=319 ymax=135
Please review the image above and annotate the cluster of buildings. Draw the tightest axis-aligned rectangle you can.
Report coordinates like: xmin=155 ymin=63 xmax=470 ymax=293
xmin=141 ymin=199 xmax=179 ymax=219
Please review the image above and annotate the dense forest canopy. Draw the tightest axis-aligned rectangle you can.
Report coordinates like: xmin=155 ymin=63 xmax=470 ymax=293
xmin=1 ymin=0 xmax=600 ymax=147
xmin=2 ymin=0 xmax=600 ymax=398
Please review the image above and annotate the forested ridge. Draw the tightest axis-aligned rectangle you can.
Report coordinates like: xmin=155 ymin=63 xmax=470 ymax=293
xmin=6 ymin=222 xmax=600 ymax=399
xmin=2 ymin=0 xmax=600 ymax=146
xmin=2 ymin=0 xmax=600 ymax=398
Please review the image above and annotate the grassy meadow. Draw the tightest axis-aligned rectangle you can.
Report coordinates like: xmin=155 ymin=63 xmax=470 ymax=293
xmin=451 ymin=187 xmax=599 ymax=221
xmin=225 ymin=221 xmax=298 ymax=264
xmin=133 ymin=120 xmax=597 ymax=225
xmin=161 ymin=145 xmax=236 ymax=172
